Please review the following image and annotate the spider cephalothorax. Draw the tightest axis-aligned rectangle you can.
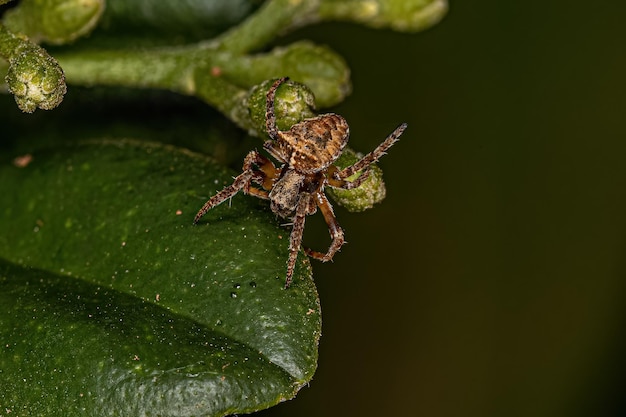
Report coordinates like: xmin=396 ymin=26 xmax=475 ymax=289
xmin=195 ymin=77 xmax=407 ymax=288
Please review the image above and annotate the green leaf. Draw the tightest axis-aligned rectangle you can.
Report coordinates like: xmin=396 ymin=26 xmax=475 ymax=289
xmin=0 ymin=140 xmax=321 ymax=416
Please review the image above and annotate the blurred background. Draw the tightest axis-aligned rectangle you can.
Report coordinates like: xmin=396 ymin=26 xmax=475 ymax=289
xmin=260 ymin=2 xmax=626 ymax=416
xmin=3 ymin=1 xmax=626 ymax=416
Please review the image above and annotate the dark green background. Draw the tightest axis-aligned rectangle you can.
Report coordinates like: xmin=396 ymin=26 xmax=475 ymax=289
xmin=3 ymin=1 xmax=626 ymax=416
xmin=261 ymin=2 xmax=626 ymax=417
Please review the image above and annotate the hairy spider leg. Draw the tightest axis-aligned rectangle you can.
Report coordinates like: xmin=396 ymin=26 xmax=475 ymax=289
xmin=194 ymin=151 xmax=279 ymax=223
xmin=303 ymin=192 xmax=345 ymax=262
xmin=248 ymin=151 xmax=282 ymax=192
xmin=337 ymin=122 xmax=407 ymax=180
xmin=194 ymin=170 xmax=254 ymax=224
xmin=285 ymin=191 xmax=339 ymax=288
xmin=285 ymin=193 xmax=313 ymax=288
xmin=265 ymin=77 xmax=289 ymax=142
xmin=263 ymin=140 xmax=287 ymax=164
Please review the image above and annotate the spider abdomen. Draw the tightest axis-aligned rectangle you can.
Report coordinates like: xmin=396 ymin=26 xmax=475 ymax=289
xmin=279 ymin=113 xmax=349 ymax=174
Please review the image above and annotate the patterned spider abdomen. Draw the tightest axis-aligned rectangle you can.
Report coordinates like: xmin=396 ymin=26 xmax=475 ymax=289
xmin=278 ymin=113 xmax=349 ymax=174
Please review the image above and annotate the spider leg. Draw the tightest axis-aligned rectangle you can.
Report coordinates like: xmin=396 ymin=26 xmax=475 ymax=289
xmin=247 ymin=187 xmax=270 ymax=200
xmin=243 ymin=151 xmax=281 ymax=193
xmin=194 ymin=170 xmax=254 ymax=224
xmin=265 ymin=77 xmax=289 ymax=141
xmin=337 ymin=122 xmax=407 ymax=180
xmin=194 ymin=151 xmax=274 ymax=223
xmin=285 ymin=194 xmax=310 ymax=288
xmin=304 ymin=192 xmax=345 ymax=262
xmin=263 ymin=140 xmax=287 ymax=163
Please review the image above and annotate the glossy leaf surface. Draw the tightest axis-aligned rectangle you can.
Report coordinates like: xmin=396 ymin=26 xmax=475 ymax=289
xmin=0 ymin=140 xmax=320 ymax=416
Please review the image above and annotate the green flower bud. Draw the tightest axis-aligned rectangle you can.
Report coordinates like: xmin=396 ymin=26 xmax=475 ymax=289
xmin=3 ymin=0 xmax=104 ymax=44
xmin=4 ymin=38 xmax=66 ymax=112
xmin=328 ymin=149 xmax=388 ymax=212
xmin=246 ymin=78 xmax=316 ymax=137
xmin=319 ymin=0 xmax=448 ymax=32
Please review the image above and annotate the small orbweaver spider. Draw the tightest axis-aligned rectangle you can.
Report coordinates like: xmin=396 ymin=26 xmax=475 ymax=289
xmin=195 ymin=77 xmax=407 ymax=288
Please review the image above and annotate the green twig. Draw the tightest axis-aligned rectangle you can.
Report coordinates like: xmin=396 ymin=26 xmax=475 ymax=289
xmin=214 ymin=0 xmax=318 ymax=54
xmin=215 ymin=0 xmax=448 ymax=53
xmin=53 ymin=41 xmax=350 ymax=129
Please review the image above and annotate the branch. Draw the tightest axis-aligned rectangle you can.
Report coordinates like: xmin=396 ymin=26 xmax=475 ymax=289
xmin=215 ymin=0 xmax=448 ymax=53
xmin=53 ymin=41 xmax=349 ymax=129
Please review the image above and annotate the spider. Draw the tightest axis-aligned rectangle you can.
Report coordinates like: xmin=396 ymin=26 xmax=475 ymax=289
xmin=195 ymin=77 xmax=407 ymax=288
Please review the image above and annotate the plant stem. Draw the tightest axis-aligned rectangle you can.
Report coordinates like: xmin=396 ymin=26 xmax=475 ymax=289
xmin=214 ymin=0 xmax=449 ymax=54
xmin=214 ymin=0 xmax=319 ymax=54
xmin=53 ymin=41 xmax=349 ymax=129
